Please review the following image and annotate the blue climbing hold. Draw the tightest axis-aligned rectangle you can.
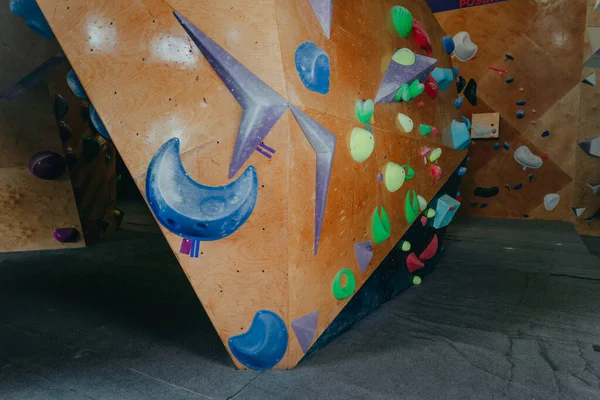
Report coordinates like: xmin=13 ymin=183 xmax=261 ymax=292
xmin=10 ymin=0 xmax=53 ymax=39
xmin=480 ymin=203 xmax=488 ymax=209
xmin=457 ymin=166 xmax=467 ymax=176
xmin=516 ymin=100 xmax=526 ymax=106
xmin=513 ymin=183 xmax=523 ymax=190
xmin=228 ymin=310 xmax=288 ymax=370
xmin=295 ymin=41 xmax=330 ymax=95
xmin=494 ymin=142 xmax=500 ymax=150
xmin=89 ymin=105 xmax=111 ymax=140
xmin=453 ymin=66 xmax=459 ymax=77
xmin=443 ymin=36 xmax=455 ymax=54
xmin=516 ymin=110 xmax=525 ymax=119
xmin=503 ymin=142 xmax=510 ymax=150
xmin=66 ymin=69 xmax=88 ymax=99
xmin=461 ymin=116 xmax=471 ymax=130
xmin=505 ymin=54 xmax=514 ymax=61
xmin=542 ymin=130 xmax=550 ymax=137
xmin=465 ymin=157 xmax=471 ymax=164
xmin=455 ymin=96 xmax=464 ymax=109
xmin=431 ymin=67 xmax=454 ymax=91
xmin=506 ymin=78 xmax=514 ymax=84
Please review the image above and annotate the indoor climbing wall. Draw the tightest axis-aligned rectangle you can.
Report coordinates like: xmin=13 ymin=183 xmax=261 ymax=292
xmin=37 ymin=0 xmax=466 ymax=369
xmin=0 ymin=74 xmax=84 ymax=251
xmin=435 ymin=0 xmax=600 ymax=236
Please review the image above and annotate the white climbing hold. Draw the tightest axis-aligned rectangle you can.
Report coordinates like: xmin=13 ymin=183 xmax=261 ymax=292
xmin=514 ymin=146 xmax=543 ymax=169
xmin=544 ymin=194 xmax=560 ymax=211
xmin=583 ymin=72 xmax=597 ymax=86
xmin=453 ymin=31 xmax=478 ymax=62
xmin=572 ymin=207 xmax=586 ymax=217
xmin=417 ymin=195 xmax=428 ymax=211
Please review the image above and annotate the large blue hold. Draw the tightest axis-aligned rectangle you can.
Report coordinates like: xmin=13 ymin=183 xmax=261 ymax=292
xmin=295 ymin=41 xmax=331 ymax=95
xmin=443 ymin=36 xmax=455 ymax=54
xmin=146 ymin=138 xmax=259 ymax=241
xmin=229 ymin=310 xmax=288 ymax=370
xmin=451 ymin=120 xmax=471 ymax=150
xmin=10 ymin=0 xmax=53 ymax=39
xmin=66 ymin=69 xmax=88 ymax=99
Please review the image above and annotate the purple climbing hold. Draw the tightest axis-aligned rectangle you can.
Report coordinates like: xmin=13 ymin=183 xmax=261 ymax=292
xmin=375 ymin=54 xmax=437 ymax=104
xmin=291 ymin=311 xmax=318 ymax=354
xmin=308 ymin=0 xmax=333 ymax=39
xmin=542 ymin=130 xmax=550 ymax=137
xmin=377 ymin=173 xmax=383 ymax=182
xmin=53 ymin=227 xmax=78 ymax=243
xmin=513 ymin=183 xmax=523 ymax=190
xmin=354 ymin=241 xmax=374 ymax=273
xmin=480 ymin=203 xmax=488 ymax=209
xmin=59 ymin=123 xmax=72 ymax=143
xmin=29 ymin=151 xmax=66 ymax=180
xmin=174 ymin=11 xmax=288 ymax=179
xmin=289 ymin=105 xmax=336 ymax=255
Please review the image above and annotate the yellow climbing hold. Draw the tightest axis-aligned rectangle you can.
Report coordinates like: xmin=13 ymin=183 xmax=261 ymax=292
xmin=425 ymin=208 xmax=436 ymax=218
xmin=384 ymin=162 xmax=407 ymax=193
xmin=397 ymin=113 xmax=414 ymax=133
xmin=417 ymin=195 xmax=428 ymax=211
xmin=401 ymin=241 xmax=411 ymax=252
xmin=429 ymin=147 xmax=442 ymax=162
xmin=350 ymin=127 xmax=375 ymax=163
xmin=392 ymin=48 xmax=416 ymax=66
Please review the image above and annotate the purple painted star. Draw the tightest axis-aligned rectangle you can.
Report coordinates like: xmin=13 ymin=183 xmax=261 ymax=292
xmin=174 ymin=11 xmax=288 ymax=179
xmin=289 ymin=105 xmax=336 ymax=255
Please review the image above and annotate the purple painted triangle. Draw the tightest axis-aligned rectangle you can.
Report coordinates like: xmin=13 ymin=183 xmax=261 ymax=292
xmin=354 ymin=241 xmax=373 ymax=273
xmin=289 ymin=105 xmax=336 ymax=255
xmin=174 ymin=11 xmax=288 ymax=179
xmin=308 ymin=0 xmax=333 ymax=39
xmin=375 ymin=54 xmax=438 ymax=104
xmin=291 ymin=311 xmax=318 ymax=354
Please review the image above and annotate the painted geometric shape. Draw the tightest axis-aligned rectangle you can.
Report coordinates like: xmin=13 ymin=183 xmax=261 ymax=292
xmin=10 ymin=0 xmax=53 ymax=39
xmin=174 ymin=11 xmax=289 ymax=179
xmin=375 ymin=54 xmax=437 ymax=104
xmin=432 ymin=194 xmax=461 ymax=229
xmin=453 ymin=31 xmax=477 ymax=62
xmin=514 ymin=146 xmax=543 ymax=169
xmin=578 ymin=137 xmax=600 ymax=157
xmin=291 ymin=311 xmax=318 ymax=354
xmin=66 ymin=69 xmax=88 ymax=99
xmin=406 ymin=253 xmax=425 ymax=273
xmin=89 ymin=105 xmax=111 ymax=140
xmin=289 ymin=105 xmax=336 ymax=255
xmin=596 ymin=0 xmax=600 ymax=10
xmin=585 ymin=27 xmax=600 ymax=68
xmin=451 ymin=120 xmax=471 ymax=150
xmin=295 ymin=41 xmax=331 ymax=94
xmin=419 ymin=234 xmax=438 ymax=261
xmin=228 ymin=310 xmax=288 ymax=370
xmin=544 ymin=194 xmax=560 ymax=211
xmin=354 ymin=241 xmax=373 ymax=273
xmin=583 ymin=72 xmax=597 ymax=86
xmin=146 ymin=138 xmax=258 ymax=241
xmin=308 ymin=0 xmax=333 ymax=39
xmin=431 ymin=67 xmax=454 ymax=91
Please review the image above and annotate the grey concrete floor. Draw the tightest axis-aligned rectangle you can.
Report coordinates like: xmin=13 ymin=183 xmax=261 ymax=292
xmin=1 ymin=211 xmax=600 ymax=400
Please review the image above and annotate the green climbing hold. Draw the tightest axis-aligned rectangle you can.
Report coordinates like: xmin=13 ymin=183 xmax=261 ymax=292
xmin=395 ymin=83 xmax=411 ymax=102
xmin=355 ymin=99 xmax=374 ymax=124
xmin=350 ymin=127 xmax=375 ymax=162
xmin=401 ymin=241 xmax=411 ymax=252
xmin=409 ymin=80 xmax=425 ymax=98
xmin=372 ymin=206 xmax=391 ymax=244
xmin=429 ymin=148 xmax=442 ymax=162
xmin=420 ymin=124 xmax=433 ymax=136
xmin=405 ymin=189 xmax=419 ymax=224
xmin=82 ymin=135 xmax=100 ymax=163
xmin=332 ymin=268 xmax=356 ymax=300
xmin=392 ymin=48 xmax=415 ymax=66
xmin=413 ymin=276 xmax=422 ymax=286
xmin=392 ymin=6 xmax=413 ymax=39
xmin=425 ymin=208 xmax=436 ymax=218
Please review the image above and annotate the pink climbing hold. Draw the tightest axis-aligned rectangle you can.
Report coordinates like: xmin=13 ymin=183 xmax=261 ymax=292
xmin=407 ymin=253 xmax=425 ymax=273
xmin=417 ymin=100 xmax=424 ymax=109
xmin=520 ymin=87 xmax=524 ymax=92
xmin=430 ymin=164 xmax=442 ymax=184
xmin=419 ymin=234 xmax=439 ymax=261
xmin=420 ymin=146 xmax=432 ymax=156
xmin=431 ymin=127 xmax=439 ymax=136
xmin=420 ymin=216 xmax=428 ymax=226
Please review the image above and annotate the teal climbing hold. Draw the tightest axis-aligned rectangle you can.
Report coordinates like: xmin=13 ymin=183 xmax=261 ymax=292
xmin=431 ymin=68 xmax=454 ymax=91
xmin=432 ymin=194 xmax=461 ymax=229
xmin=451 ymin=120 xmax=471 ymax=150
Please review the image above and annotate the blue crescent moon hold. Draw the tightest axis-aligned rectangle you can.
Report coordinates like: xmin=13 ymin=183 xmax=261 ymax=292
xmin=228 ymin=310 xmax=288 ymax=370
xmin=145 ymin=138 xmax=258 ymax=241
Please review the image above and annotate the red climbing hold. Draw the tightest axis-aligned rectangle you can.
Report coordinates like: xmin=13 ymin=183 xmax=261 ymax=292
xmin=420 ymin=216 xmax=428 ymax=226
xmin=424 ymin=75 xmax=438 ymax=100
xmin=430 ymin=164 xmax=442 ymax=184
xmin=419 ymin=234 xmax=438 ymax=261
xmin=417 ymin=100 xmax=424 ymax=109
xmin=412 ymin=20 xmax=432 ymax=56
xmin=407 ymin=252 xmax=425 ymax=273
xmin=431 ymin=126 xmax=439 ymax=136
xmin=541 ymin=153 xmax=549 ymax=159
xmin=456 ymin=195 xmax=463 ymax=202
